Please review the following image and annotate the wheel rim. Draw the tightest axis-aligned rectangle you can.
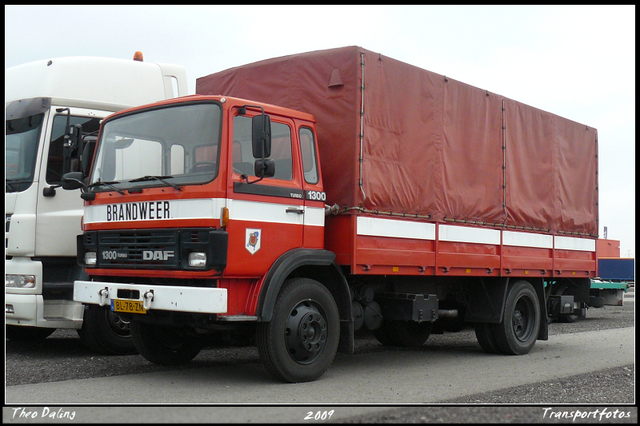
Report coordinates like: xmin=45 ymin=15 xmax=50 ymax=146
xmin=513 ymin=296 xmax=535 ymax=342
xmin=106 ymin=310 xmax=131 ymax=337
xmin=285 ymin=300 xmax=328 ymax=364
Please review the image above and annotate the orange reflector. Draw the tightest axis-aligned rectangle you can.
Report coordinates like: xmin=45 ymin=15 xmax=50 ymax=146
xmin=221 ymin=207 xmax=229 ymax=228
xmin=133 ymin=51 xmax=144 ymax=62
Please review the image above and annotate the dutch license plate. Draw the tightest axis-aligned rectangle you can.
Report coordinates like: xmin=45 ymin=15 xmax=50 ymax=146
xmin=111 ymin=299 xmax=147 ymax=314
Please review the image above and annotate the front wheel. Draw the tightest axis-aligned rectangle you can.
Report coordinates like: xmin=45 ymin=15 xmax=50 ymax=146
xmin=492 ymin=280 xmax=541 ymax=355
xmin=77 ymin=305 xmax=137 ymax=355
xmin=257 ymin=278 xmax=340 ymax=383
xmin=131 ymin=321 xmax=203 ymax=365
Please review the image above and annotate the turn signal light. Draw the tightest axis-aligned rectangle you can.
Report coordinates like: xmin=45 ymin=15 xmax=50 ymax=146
xmin=221 ymin=207 xmax=229 ymax=228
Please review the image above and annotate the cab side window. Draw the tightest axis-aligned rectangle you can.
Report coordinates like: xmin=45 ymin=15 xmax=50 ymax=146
xmin=233 ymin=115 xmax=293 ymax=181
xmin=47 ymin=115 xmax=102 ymax=184
xmin=299 ymin=127 xmax=319 ymax=184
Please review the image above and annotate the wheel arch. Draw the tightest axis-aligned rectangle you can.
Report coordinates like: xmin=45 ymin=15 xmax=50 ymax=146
xmin=255 ymin=248 xmax=354 ymax=353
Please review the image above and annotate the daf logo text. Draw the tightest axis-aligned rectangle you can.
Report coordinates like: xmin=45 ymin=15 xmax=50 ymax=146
xmin=143 ymin=250 xmax=175 ymax=261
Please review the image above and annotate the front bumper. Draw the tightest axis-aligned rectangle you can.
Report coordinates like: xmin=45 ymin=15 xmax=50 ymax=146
xmin=74 ymin=280 xmax=228 ymax=314
xmin=5 ymin=293 xmax=84 ymax=329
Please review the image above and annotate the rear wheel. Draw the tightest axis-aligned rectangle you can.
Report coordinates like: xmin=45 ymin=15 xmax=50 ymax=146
xmin=131 ymin=321 xmax=203 ymax=365
xmin=395 ymin=320 xmax=433 ymax=346
xmin=492 ymin=280 xmax=541 ymax=355
xmin=77 ymin=305 xmax=137 ymax=355
xmin=372 ymin=319 xmax=401 ymax=346
xmin=374 ymin=320 xmax=432 ymax=347
xmin=257 ymin=278 xmax=340 ymax=383
xmin=474 ymin=322 xmax=501 ymax=354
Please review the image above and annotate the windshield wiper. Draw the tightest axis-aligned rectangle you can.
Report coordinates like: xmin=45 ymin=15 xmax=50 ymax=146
xmin=129 ymin=175 xmax=182 ymax=191
xmin=88 ymin=179 xmax=125 ymax=195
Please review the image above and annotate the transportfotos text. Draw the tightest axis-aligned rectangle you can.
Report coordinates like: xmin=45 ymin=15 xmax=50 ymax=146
xmin=542 ymin=407 xmax=632 ymax=421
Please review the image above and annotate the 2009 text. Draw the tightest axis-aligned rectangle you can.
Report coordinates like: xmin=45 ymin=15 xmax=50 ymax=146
xmin=304 ymin=410 xmax=335 ymax=421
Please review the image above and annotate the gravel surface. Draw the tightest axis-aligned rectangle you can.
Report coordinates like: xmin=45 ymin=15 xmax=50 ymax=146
xmin=444 ymin=364 xmax=635 ymax=404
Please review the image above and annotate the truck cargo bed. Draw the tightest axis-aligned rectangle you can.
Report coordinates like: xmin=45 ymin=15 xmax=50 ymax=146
xmin=198 ymin=46 xmax=598 ymax=277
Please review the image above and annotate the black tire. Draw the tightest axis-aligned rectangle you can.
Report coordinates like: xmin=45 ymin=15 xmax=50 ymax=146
xmin=131 ymin=321 xmax=203 ymax=365
xmin=441 ymin=307 xmax=467 ymax=332
xmin=5 ymin=325 xmax=55 ymax=341
xmin=256 ymin=278 xmax=340 ymax=383
xmin=492 ymin=280 xmax=541 ymax=355
xmin=474 ymin=322 xmax=501 ymax=354
xmin=77 ymin=305 xmax=137 ymax=355
xmin=395 ymin=320 xmax=433 ymax=346
xmin=373 ymin=320 xmax=433 ymax=347
xmin=589 ymin=296 xmax=605 ymax=308
xmin=372 ymin=319 xmax=402 ymax=346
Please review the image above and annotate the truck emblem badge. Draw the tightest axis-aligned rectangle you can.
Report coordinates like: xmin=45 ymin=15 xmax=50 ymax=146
xmin=142 ymin=250 xmax=175 ymax=261
xmin=245 ymin=229 xmax=261 ymax=255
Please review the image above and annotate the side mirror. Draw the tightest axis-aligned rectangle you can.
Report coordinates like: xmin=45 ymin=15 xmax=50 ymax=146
xmin=254 ymin=159 xmax=275 ymax=179
xmin=61 ymin=172 xmax=86 ymax=190
xmin=251 ymin=114 xmax=271 ymax=159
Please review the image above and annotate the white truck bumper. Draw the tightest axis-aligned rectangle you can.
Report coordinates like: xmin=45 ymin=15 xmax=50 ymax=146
xmin=5 ymin=294 xmax=84 ymax=328
xmin=74 ymin=280 xmax=228 ymax=314
xmin=6 ymin=257 xmax=84 ymax=329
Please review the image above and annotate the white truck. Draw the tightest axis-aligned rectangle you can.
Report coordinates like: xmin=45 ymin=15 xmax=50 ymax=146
xmin=5 ymin=54 xmax=188 ymax=354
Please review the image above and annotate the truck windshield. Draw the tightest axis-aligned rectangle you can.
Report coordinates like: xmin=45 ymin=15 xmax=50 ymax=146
xmin=89 ymin=102 xmax=222 ymax=190
xmin=6 ymin=113 xmax=45 ymax=193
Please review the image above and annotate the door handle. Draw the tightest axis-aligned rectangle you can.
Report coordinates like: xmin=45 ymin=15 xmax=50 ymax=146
xmin=286 ymin=207 xmax=305 ymax=215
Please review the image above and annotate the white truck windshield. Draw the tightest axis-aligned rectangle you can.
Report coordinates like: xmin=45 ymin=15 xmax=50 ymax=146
xmin=6 ymin=113 xmax=45 ymax=192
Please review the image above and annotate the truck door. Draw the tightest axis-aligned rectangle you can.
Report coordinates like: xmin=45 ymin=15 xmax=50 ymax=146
xmin=35 ymin=108 xmax=103 ymax=258
xmin=227 ymin=114 xmax=305 ymax=276
xmin=299 ymin=126 xmax=325 ymax=249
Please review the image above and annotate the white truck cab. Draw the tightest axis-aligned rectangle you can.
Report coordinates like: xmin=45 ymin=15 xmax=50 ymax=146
xmin=5 ymin=54 xmax=188 ymax=353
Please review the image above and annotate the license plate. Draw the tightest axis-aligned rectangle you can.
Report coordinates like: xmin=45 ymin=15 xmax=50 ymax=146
xmin=111 ymin=299 xmax=147 ymax=314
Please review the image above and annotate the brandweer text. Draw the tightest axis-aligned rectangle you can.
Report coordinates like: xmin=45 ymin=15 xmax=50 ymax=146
xmin=106 ymin=201 xmax=171 ymax=221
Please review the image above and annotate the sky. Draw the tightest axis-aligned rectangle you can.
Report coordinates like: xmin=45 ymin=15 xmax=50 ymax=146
xmin=5 ymin=5 xmax=636 ymax=258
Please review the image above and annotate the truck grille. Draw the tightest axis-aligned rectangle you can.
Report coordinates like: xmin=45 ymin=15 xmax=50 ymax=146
xmin=96 ymin=229 xmax=180 ymax=269
xmin=81 ymin=228 xmax=228 ymax=271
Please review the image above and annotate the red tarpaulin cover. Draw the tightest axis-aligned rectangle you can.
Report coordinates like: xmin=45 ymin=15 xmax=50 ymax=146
xmin=197 ymin=46 xmax=598 ymax=237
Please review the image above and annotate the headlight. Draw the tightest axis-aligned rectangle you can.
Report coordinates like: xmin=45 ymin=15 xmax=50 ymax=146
xmin=6 ymin=274 xmax=36 ymax=288
xmin=188 ymin=252 xmax=207 ymax=268
xmin=85 ymin=252 xmax=97 ymax=267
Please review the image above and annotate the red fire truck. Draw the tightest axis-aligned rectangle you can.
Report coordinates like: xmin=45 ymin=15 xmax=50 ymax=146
xmin=64 ymin=46 xmax=598 ymax=382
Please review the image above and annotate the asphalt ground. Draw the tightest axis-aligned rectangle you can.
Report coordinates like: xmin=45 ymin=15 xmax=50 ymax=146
xmin=5 ymin=289 xmax=635 ymax=423
xmin=342 ymin=291 xmax=636 ymax=423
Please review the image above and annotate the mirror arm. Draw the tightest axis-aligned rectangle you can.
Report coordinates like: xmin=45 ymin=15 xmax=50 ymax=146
xmin=241 ymin=174 xmax=264 ymax=185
